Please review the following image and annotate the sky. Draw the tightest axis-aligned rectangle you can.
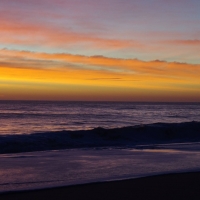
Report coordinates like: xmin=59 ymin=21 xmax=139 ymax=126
xmin=0 ymin=0 xmax=200 ymax=101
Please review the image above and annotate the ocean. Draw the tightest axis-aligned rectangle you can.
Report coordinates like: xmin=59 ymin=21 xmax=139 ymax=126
xmin=0 ymin=101 xmax=200 ymax=135
xmin=0 ymin=101 xmax=200 ymax=192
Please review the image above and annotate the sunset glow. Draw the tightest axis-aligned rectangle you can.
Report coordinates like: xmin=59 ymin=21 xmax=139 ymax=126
xmin=0 ymin=0 xmax=200 ymax=101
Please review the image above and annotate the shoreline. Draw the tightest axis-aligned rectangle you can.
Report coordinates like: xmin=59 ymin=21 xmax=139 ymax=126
xmin=1 ymin=171 xmax=200 ymax=200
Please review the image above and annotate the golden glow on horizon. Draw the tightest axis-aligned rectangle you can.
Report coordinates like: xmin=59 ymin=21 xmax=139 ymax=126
xmin=0 ymin=49 xmax=200 ymax=101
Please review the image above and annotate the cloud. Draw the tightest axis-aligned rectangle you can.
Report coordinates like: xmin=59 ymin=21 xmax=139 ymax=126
xmin=1 ymin=49 xmax=200 ymax=101
xmin=166 ymin=39 xmax=200 ymax=46
xmin=0 ymin=16 xmax=142 ymax=50
xmin=1 ymin=49 xmax=200 ymax=85
xmin=1 ymin=0 xmax=199 ymax=64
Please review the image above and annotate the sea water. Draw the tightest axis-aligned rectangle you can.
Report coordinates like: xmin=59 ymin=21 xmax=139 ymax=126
xmin=0 ymin=101 xmax=200 ymax=135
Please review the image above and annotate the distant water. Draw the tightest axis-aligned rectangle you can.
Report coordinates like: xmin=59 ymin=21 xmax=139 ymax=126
xmin=0 ymin=101 xmax=200 ymax=135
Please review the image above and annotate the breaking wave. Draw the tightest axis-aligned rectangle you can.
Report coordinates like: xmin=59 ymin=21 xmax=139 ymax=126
xmin=0 ymin=121 xmax=200 ymax=154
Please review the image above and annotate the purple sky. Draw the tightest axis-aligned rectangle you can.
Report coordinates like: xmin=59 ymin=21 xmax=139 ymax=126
xmin=1 ymin=0 xmax=200 ymax=63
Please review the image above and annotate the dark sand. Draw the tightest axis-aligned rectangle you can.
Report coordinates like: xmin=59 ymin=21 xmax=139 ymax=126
xmin=1 ymin=172 xmax=200 ymax=200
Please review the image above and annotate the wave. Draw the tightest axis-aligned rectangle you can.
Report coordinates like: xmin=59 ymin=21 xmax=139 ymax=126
xmin=0 ymin=121 xmax=200 ymax=154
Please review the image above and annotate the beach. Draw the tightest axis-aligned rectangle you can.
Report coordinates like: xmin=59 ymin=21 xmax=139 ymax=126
xmin=1 ymin=172 xmax=200 ymax=200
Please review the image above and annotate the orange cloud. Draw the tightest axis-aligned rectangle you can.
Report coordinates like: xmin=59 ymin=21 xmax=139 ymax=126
xmin=167 ymin=39 xmax=200 ymax=46
xmin=1 ymin=49 xmax=200 ymax=79
xmin=0 ymin=49 xmax=200 ymax=101
xmin=0 ymin=18 xmax=142 ymax=50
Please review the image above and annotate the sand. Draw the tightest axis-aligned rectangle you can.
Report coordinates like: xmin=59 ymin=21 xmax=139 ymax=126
xmin=1 ymin=172 xmax=200 ymax=200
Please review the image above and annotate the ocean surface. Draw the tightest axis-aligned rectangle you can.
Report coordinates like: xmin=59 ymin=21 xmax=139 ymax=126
xmin=0 ymin=101 xmax=200 ymax=192
xmin=0 ymin=101 xmax=200 ymax=135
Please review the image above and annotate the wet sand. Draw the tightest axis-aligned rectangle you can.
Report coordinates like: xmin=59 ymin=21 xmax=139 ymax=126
xmin=1 ymin=172 xmax=200 ymax=200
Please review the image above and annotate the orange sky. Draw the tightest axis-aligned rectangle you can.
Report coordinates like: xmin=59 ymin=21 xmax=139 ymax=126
xmin=0 ymin=1 xmax=200 ymax=101
xmin=1 ymin=49 xmax=200 ymax=101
